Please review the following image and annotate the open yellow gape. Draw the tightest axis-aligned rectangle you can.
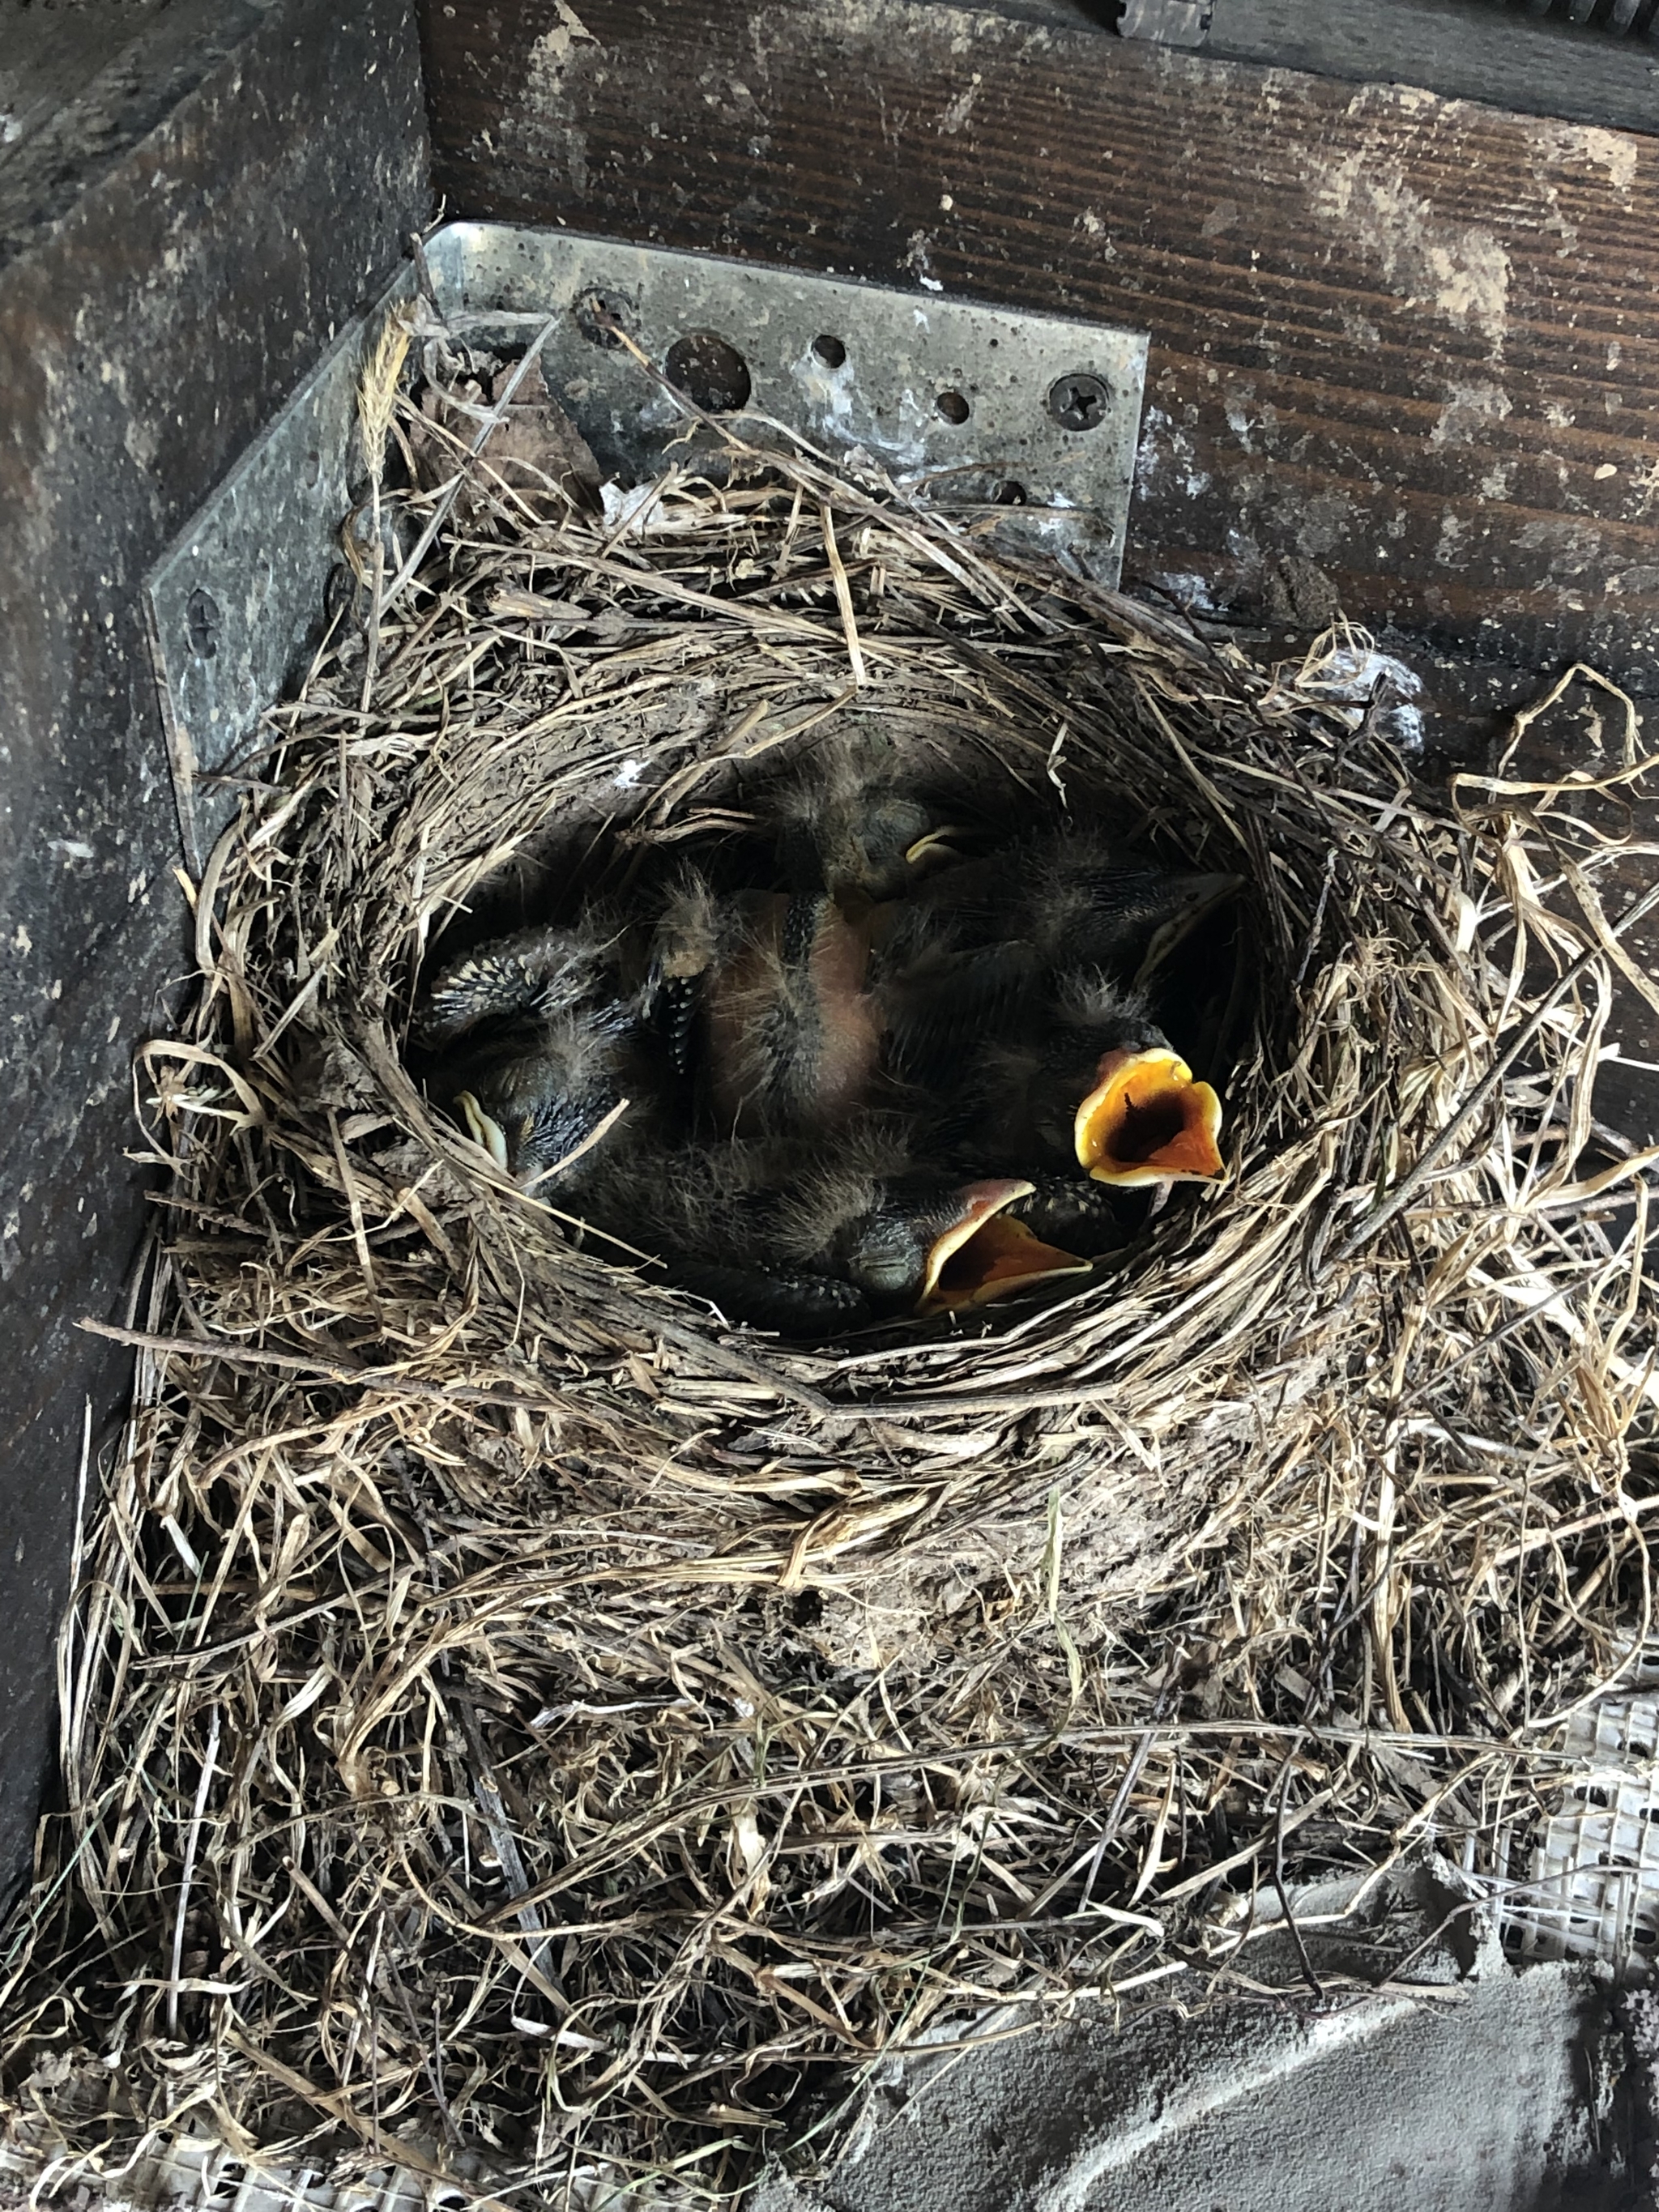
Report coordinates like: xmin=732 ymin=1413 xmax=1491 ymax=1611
xmin=916 ymin=1179 xmax=1090 ymax=1315
xmin=1075 ymin=1049 xmax=1225 ymax=1188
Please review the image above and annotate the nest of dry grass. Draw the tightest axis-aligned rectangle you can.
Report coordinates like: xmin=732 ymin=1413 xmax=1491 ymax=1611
xmin=5 ymin=312 xmax=1659 ymax=2206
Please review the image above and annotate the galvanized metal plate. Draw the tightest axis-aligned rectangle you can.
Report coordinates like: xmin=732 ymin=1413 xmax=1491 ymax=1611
xmin=143 ymin=268 xmax=419 ymax=865
xmin=429 ymin=221 xmax=1145 ymax=560
xmin=147 ymin=222 xmax=1146 ymax=861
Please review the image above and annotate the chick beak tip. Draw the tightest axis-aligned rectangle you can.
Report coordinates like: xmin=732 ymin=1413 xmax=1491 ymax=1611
xmin=902 ymin=825 xmax=970 ymax=872
xmin=1076 ymin=1049 xmax=1225 ymax=1187
xmin=456 ymin=1090 xmax=511 ymax=1173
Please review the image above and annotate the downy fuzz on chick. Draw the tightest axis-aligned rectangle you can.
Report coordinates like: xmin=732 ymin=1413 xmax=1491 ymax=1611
xmin=906 ymin=965 xmax=1225 ymax=1191
xmin=875 ymin=831 xmax=1237 ymax=1187
xmin=759 ymin=731 xmax=982 ymax=906
xmin=413 ymin=922 xmax=658 ymax=1189
xmin=649 ymin=873 xmax=883 ymax=1139
xmin=874 ymin=828 xmax=1242 ymax=1064
xmin=574 ymin=1121 xmax=1085 ymax=1337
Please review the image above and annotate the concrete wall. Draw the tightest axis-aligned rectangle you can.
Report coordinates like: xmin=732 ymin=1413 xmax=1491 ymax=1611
xmin=0 ymin=0 xmax=430 ymax=1907
xmin=753 ymin=1873 xmax=1646 ymax=2210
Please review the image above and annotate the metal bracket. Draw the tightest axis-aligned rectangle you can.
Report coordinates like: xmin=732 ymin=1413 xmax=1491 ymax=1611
xmin=143 ymin=266 xmax=420 ymax=867
xmin=146 ymin=223 xmax=1147 ymax=862
xmin=1118 ymin=0 xmax=1213 ymax=46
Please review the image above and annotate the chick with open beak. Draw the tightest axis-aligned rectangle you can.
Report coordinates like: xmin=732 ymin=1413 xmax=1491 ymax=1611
xmin=1059 ymin=978 xmax=1225 ymax=1188
xmin=410 ymin=917 xmax=1091 ymax=1339
xmin=873 ymin=831 xmax=1237 ymax=1196
xmin=958 ymin=970 xmax=1222 ymax=1189
xmin=635 ymin=1129 xmax=1088 ymax=1337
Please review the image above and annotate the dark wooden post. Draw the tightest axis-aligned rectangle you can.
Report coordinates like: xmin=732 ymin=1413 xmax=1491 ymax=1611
xmin=0 ymin=0 xmax=430 ymax=1907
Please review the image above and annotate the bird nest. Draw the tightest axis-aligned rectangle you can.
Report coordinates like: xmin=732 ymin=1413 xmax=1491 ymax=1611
xmin=6 ymin=314 xmax=1659 ymax=2206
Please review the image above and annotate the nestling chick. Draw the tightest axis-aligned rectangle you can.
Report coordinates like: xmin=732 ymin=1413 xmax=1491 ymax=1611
xmin=999 ymin=830 xmax=1243 ymax=987
xmin=650 ymin=874 xmax=884 ymax=1138
xmin=761 ymin=731 xmax=980 ymax=905
xmin=872 ymin=830 xmax=1238 ymax=1190
xmin=577 ymin=1124 xmax=1088 ymax=1337
xmin=412 ymin=923 xmax=658 ymax=1188
xmin=761 ymin=1144 xmax=1087 ymax=1319
xmin=970 ymin=969 xmax=1225 ymax=1188
xmin=1001 ymin=1174 xmax=1136 ymax=1260
xmin=874 ymin=829 xmax=1243 ymax=1085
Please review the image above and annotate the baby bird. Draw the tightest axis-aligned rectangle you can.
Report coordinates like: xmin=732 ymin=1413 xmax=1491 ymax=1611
xmin=582 ymin=1125 xmax=1088 ymax=1337
xmin=971 ymin=970 xmax=1225 ymax=1189
xmin=1004 ymin=1174 xmax=1135 ymax=1262
xmin=999 ymin=830 xmax=1243 ymax=990
xmin=874 ymin=830 xmax=1239 ymax=1190
xmin=650 ymin=872 xmax=884 ymax=1139
xmin=761 ymin=729 xmax=979 ymax=906
xmin=875 ymin=829 xmax=1242 ymax=1071
xmin=412 ymin=923 xmax=658 ymax=1189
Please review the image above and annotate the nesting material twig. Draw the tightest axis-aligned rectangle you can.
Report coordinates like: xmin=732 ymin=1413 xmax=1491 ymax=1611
xmin=3 ymin=327 xmax=1657 ymax=2210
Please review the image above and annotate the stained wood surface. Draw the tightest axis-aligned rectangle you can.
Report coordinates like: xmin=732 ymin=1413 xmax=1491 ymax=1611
xmin=421 ymin=0 xmax=1659 ymax=682
xmin=1209 ymin=0 xmax=1659 ymax=139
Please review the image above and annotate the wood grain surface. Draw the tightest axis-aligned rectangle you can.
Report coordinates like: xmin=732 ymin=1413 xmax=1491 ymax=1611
xmin=421 ymin=0 xmax=1659 ymax=682
xmin=1208 ymin=0 xmax=1659 ymax=139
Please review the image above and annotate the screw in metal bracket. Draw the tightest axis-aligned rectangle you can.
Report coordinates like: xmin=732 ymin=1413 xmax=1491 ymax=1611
xmin=574 ymin=285 xmax=634 ymax=349
xmin=1047 ymin=372 xmax=1111 ymax=433
xmin=186 ymin=586 xmax=222 ymax=659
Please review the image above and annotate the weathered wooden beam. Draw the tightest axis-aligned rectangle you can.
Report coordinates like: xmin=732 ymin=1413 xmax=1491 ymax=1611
xmin=1206 ymin=0 xmax=1659 ymax=139
xmin=0 ymin=0 xmax=429 ymax=1908
xmin=420 ymin=0 xmax=1659 ymax=683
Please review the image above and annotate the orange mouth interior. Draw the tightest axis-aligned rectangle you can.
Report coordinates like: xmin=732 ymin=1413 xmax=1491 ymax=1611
xmin=917 ymin=1180 xmax=1090 ymax=1315
xmin=1075 ymin=1050 xmax=1224 ymax=1187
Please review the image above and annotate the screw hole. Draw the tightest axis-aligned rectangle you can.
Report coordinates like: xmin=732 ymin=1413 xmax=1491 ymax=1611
xmin=812 ymin=334 xmax=847 ymax=369
xmin=935 ymin=390 xmax=970 ymax=426
xmin=993 ymin=480 xmax=1028 ymax=505
xmin=573 ymin=286 xmax=632 ymax=350
xmin=664 ymin=330 xmax=753 ymax=414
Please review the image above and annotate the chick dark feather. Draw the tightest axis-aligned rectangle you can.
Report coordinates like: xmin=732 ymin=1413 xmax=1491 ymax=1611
xmin=873 ymin=830 xmax=1239 ymax=1162
xmin=759 ymin=731 xmax=981 ymax=904
xmin=573 ymin=1123 xmax=1076 ymax=1337
xmin=922 ymin=970 xmax=1172 ymax=1174
xmin=414 ymin=922 xmax=660 ymax=1188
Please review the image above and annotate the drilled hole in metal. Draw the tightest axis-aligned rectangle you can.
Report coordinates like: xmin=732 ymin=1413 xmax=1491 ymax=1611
xmin=664 ymin=330 xmax=753 ymax=414
xmin=993 ymin=480 xmax=1028 ymax=505
xmin=812 ymin=334 xmax=847 ymax=369
xmin=935 ymin=390 xmax=970 ymax=425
